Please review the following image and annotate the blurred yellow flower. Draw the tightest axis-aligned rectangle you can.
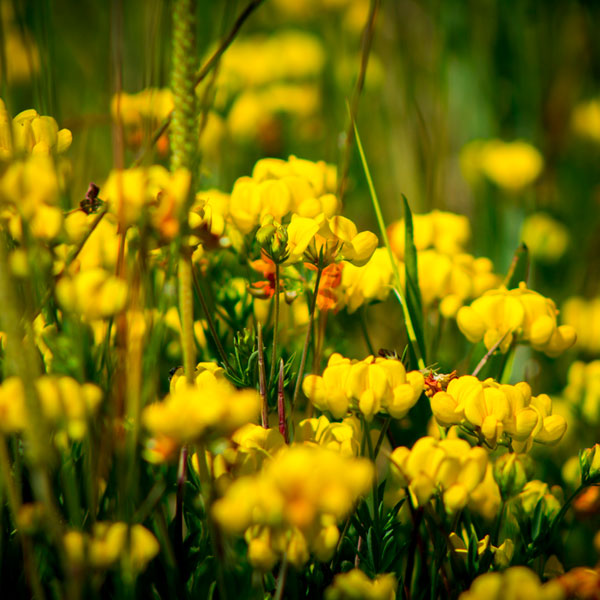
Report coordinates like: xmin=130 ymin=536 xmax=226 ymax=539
xmin=325 ymin=569 xmax=397 ymax=600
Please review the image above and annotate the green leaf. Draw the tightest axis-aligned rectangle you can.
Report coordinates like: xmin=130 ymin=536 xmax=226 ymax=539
xmin=402 ymin=194 xmax=427 ymax=365
xmin=504 ymin=243 xmax=529 ymax=289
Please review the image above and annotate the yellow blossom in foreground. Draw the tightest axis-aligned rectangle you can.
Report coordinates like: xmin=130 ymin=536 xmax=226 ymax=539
xmin=325 ymin=569 xmax=397 ymax=600
xmin=303 ymin=353 xmax=423 ymax=421
xmin=430 ymin=376 xmax=567 ymax=451
xmin=142 ymin=368 xmax=260 ymax=445
xmin=212 ymin=444 xmax=374 ymax=568
xmin=459 ymin=567 xmax=564 ymax=600
xmin=457 ymin=282 xmax=576 ymax=356
xmin=64 ymin=522 xmax=159 ymax=573
xmin=385 ymin=437 xmax=488 ymax=513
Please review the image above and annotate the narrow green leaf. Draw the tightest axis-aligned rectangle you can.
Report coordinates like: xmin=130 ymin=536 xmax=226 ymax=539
xmin=402 ymin=194 xmax=427 ymax=365
xmin=352 ymin=112 xmax=425 ymax=370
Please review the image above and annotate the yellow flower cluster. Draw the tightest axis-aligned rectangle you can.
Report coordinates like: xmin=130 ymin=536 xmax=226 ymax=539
xmin=389 ymin=210 xmax=471 ymax=258
xmin=385 ymin=437 xmax=488 ymax=513
xmin=230 ymin=155 xmax=337 ymax=233
xmin=461 ymin=139 xmax=544 ymax=191
xmin=0 ymin=154 xmax=64 ymax=241
xmin=215 ymin=31 xmax=325 ymax=143
xmin=0 ymin=376 xmax=102 ymax=442
xmin=325 ymin=569 xmax=397 ymax=600
xmin=142 ymin=366 xmax=260 ymax=446
xmin=212 ymin=444 xmax=374 ymax=569
xmin=271 ymin=0 xmax=371 ymax=34
xmin=521 ymin=213 xmax=569 ymax=263
xmin=111 ymin=88 xmax=225 ymax=157
xmin=0 ymin=100 xmax=72 ymax=159
xmin=562 ymin=296 xmax=600 ymax=354
xmin=338 ymin=247 xmax=395 ymax=313
xmin=387 ymin=210 xmax=500 ymax=317
xmin=64 ymin=522 xmax=159 ymax=573
xmin=56 ymin=268 xmax=128 ymax=320
xmin=430 ymin=375 xmax=567 ymax=451
xmin=302 ymin=353 xmax=424 ymax=421
xmin=459 ymin=567 xmax=563 ymax=600
xmin=111 ymin=88 xmax=174 ymax=128
xmin=102 ymin=166 xmax=191 ymax=237
xmin=571 ymin=98 xmax=600 ymax=143
xmin=563 ymin=361 xmax=600 ymax=424
xmin=296 ymin=414 xmax=362 ymax=456
xmin=457 ymin=282 xmax=577 ymax=356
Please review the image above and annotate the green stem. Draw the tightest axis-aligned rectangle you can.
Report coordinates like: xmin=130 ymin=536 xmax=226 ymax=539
xmin=191 ymin=266 xmax=232 ymax=371
xmin=360 ymin=306 xmax=375 ymax=355
xmin=291 ymin=266 xmax=323 ymax=409
xmin=363 ymin=416 xmax=380 ymax=533
xmin=353 ymin=122 xmax=425 ymax=370
xmin=269 ymin=263 xmax=280 ymax=384
xmin=273 ymin=554 xmax=289 ymax=600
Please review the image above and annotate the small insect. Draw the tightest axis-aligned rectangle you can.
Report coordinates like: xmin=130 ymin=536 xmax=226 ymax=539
xmin=80 ymin=182 xmax=104 ymax=214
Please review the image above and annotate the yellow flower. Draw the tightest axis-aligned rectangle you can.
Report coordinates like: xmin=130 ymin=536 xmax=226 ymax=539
xmin=521 ymin=213 xmax=569 ymax=263
xmin=64 ymin=522 xmax=159 ymax=573
xmin=340 ymin=247 xmax=395 ymax=313
xmin=461 ymin=139 xmax=544 ymax=191
xmin=325 ymin=569 xmax=397 ymax=600
xmin=386 ymin=437 xmax=488 ymax=513
xmin=56 ymin=268 xmax=128 ymax=320
xmin=572 ymin=98 xmax=600 ymax=143
xmin=562 ymin=296 xmax=600 ymax=354
xmin=142 ymin=369 xmax=259 ymax=445
xmin=303 ymin=353 xmax=353 ymax=418
xmin=457 ymin=283 xmax=576 ymax=357
xmin=0 ymin=102 xmax=72 ymax=157
xmin=212 ymin=444 xmax=373 ymax=567
xmin=297 ymin=414 xmax=362 ymax=456
xmin=459 ymin=567 xmax=564 ymax=600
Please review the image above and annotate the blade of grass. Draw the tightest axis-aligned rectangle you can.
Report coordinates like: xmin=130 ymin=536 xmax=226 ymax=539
xmin=352 ymin=117 xmax=425 ymax=370
xmin=402 ymin=194 xmax=427 ymax=364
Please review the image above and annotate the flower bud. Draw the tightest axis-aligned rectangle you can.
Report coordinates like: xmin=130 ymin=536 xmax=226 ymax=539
xmin=579 ymin=444 xmax=600 ymax=483
xmin=493 ymin=453 xmax=527 ymax=498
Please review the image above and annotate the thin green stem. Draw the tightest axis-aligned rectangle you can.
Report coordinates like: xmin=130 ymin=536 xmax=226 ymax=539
xmin=191 ymin=266 xmax=233 ymax=371
xmin=360 ymin=306 xmax=375 ymax=355
xmin=273 ymin=553 xmax=289 ymax=600
xmin=291 ymin=266 xmax=323 ymax=409
xmin=269 ymin=262 xmax=280 ymax=384
xmin=337 ymin=0 xmax=381 ymax=203
xmin=353 ymin=121 xmax=425 ymax=370
xmin=257 ymin=322 xmax=268 ymax=428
